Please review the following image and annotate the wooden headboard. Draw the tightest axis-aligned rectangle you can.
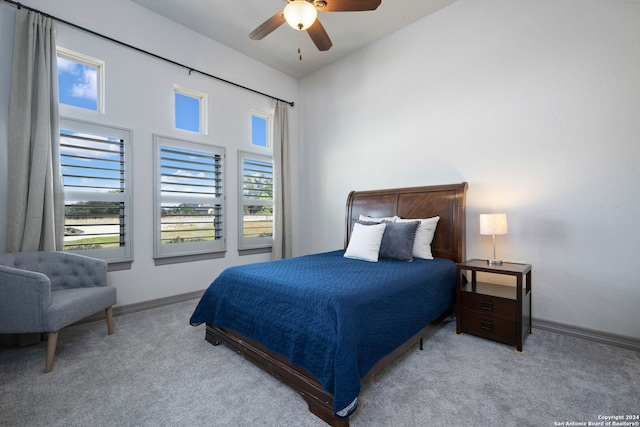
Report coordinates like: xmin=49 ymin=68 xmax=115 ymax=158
xmin=344 ymin=182 xmax=468 ymax=263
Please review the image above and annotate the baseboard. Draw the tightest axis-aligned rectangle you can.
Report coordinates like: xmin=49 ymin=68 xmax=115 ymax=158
xmin=77 ymin=290 xmax=204 ymax=325
xmin=533 ymin=318 xmax=640 ymax=352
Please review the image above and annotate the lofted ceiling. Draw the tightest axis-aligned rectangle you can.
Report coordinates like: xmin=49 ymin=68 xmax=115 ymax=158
xmin=130 ymin=0 xmax=458 ymax=79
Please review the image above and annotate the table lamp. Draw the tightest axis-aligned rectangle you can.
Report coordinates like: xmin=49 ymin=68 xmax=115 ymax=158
xmin=480 ymin=213 xmax=508 ymax=265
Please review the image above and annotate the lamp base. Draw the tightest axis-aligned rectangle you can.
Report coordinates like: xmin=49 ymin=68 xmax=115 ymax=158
xmin=487 ymin=259 xmax=503 ymax=266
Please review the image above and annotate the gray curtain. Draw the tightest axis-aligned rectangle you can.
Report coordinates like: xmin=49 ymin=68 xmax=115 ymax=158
xmin=6 ymin=9 xmax=64 ymax=252
xmin=272 ymin=100 xmax=292 ymax=260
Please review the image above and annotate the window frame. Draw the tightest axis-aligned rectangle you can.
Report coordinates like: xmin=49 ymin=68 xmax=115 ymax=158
xmin=251 ymin=109 xmax=272 ymax=148
xmin=174 ymin=84 xmax=208 ymax=134
xmin=60 ymin=117 xmax=132 ymax=264
xmin=153 ymin=135 xmax=225 ymax=260
xmin=57 ymin=47 xmax=105 ymax=113
xmin=238 ymin=150 xmax=274 ymax=250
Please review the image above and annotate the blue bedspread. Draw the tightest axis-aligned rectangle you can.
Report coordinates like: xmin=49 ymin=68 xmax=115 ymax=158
xmin=190 ymin=250 xmax=455 ymax=417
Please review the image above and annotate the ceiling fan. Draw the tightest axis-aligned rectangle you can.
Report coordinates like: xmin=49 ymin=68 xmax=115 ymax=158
xmin=249 ymin=0 xmax=382 ymax=52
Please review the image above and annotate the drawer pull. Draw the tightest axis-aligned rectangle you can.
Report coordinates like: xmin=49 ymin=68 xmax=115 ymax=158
xmin=480 ymin=320 xmax=493 ymax=331
xmin=480 ymin=301 xmax=494 ymax=311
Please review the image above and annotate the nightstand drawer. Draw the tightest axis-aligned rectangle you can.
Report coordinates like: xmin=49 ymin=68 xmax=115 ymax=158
xmin=459 ymin=292 xmax=516 ymax=320
xmin=459 ymin=311 xmax=516 ymax=345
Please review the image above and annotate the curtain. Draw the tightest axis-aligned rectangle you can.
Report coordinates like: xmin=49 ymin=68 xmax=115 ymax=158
xmin=6 ymin=9 xmax=64 ymax=252
xmin=271 ymin=100 xmax=292 ymax=260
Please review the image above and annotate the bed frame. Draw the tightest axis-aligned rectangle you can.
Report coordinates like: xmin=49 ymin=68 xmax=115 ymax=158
xmin=205 ymin=182 xmax=468 ymax=426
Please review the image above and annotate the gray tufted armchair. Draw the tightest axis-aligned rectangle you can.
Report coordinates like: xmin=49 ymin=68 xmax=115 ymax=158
xmin=0 ymin=251 xmax=117 ymax=373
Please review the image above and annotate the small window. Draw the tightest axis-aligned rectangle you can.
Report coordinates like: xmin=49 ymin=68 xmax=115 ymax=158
xmin=57 ymin=48 xmax=104 ymax=112
xmin=60 ymin=118 xmax=131 ymax=263
xmin=239 ymin=151 xmax=273 ymax=250
xmin=175 ymin=85 xmax=207 ymax=134
xmin=252 ymin=111 xmax=271 ymax=148
xmin=154 ymin=135 xmax=224 ymax=259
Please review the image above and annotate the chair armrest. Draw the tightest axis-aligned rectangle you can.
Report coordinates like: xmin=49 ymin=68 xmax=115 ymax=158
xmin=0 ymin=265 xmax=51 ymax=333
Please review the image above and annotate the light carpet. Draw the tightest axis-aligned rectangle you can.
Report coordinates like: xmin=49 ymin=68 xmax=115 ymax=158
xmin=1 ymin=299 xmax=638 ymax=427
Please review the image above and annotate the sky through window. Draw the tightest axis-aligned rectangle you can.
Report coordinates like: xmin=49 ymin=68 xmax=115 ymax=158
xmin=57 ymin=54 xmax=99 ymax=111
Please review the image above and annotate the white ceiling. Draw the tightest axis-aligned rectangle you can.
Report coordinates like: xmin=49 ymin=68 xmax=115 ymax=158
xmin=130 ymin=0 xmax=458 ymax=79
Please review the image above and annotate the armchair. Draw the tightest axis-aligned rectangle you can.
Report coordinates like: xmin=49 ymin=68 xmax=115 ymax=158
xmin=0 ymin=251 xmax=117 ymax=373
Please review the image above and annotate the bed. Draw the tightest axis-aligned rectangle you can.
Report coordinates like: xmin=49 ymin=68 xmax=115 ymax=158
xmin=190 ymin=183 xmax=467 ymax=426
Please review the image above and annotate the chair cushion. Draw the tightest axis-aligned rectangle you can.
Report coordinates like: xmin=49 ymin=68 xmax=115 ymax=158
xmin=43 ymin=287 xmax=117 ymax=332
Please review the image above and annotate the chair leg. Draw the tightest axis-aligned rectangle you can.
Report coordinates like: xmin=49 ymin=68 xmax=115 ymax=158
xmin=45 ymin=331 xmax=59 ymax=373
xmin=105 ymin=306 xmax=114 ymax=335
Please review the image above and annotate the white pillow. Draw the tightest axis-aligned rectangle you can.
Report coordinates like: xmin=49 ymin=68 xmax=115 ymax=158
xmin=358 ymin=215 xmax=398 ymax=223
xmin=344 ymin=222 xmax=387 ymax=262
xmin=397 ymin=216 xmax=439 ymax=259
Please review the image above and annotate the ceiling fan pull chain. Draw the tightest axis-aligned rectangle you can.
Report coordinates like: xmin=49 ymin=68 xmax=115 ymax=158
xmin=298 ymin=33 xmax=303 ymax=61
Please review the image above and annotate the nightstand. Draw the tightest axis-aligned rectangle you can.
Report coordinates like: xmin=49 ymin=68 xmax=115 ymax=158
xmin=455 ymin=259 xmax=532 ymax=353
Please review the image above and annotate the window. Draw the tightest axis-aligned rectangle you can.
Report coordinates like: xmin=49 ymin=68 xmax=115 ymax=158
xmin=251 ymin=111 xmax=271 ymax=148
xmin=60 ymin=118 xmax=132 ymax=263
xmin=239 ymin=151 xmax=273 ymax=250
xmin=154 ymin=135 xmax=225 ymax=259
xmin=57 ymin=48 xmax=104 ymax=112
xmin=174 ymin=85 xmax=207 ymax=133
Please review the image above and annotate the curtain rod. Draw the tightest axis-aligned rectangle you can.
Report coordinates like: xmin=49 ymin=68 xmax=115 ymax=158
xmin=2 ymin=0 xmax=295 ymax=107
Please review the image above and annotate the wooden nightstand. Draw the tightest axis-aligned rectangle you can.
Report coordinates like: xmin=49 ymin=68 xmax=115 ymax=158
xmin=455 ymin=259 xmax=532 ymax=353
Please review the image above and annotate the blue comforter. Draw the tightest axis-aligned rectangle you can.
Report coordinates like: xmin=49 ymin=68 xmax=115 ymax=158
xmin=190 ymin=250 xmax=455 ymax=417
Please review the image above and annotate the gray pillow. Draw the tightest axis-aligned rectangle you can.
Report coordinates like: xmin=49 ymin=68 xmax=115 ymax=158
xmin=379 ymin=221 xmax=420 ymax=261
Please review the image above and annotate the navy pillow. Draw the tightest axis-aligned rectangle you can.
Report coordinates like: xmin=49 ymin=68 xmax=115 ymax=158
xmin=379 ymin=221 xmax=420 ymax=261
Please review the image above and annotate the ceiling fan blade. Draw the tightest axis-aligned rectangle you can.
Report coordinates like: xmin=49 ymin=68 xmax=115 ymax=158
xmin=318 ymin=0 xmax=382 ymax=12
xmin=249 ymin=12 xmax=286 ymax=40
xmin=307 ymin=19 xmax=332 ymax=51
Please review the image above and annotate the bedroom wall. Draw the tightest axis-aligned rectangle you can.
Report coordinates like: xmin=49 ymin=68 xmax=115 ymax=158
xmin=297 ymin=0 xmax=640 ymax=339
xmin=0 ymin=0 xmax=299 ymax=306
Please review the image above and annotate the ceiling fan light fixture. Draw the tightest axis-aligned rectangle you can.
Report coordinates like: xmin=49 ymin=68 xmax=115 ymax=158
xmin=284 ymin=1 xmax=318 ymax=31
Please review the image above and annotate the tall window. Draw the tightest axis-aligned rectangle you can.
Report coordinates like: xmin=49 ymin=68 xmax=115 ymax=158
xmin=60 ymin=118 xmax=131 ymax=263
xmin=239 ymin=151 xmax=273 ymax=250
xmin=175 ymin=85 xmax=207 ymax=134
xmin=251 ymin=111 xmax=270 ymax=148
xmin=154 ymin=135 xmax=225 ymax=259
xmin=57 ymin=47 xmax=104 ymax=112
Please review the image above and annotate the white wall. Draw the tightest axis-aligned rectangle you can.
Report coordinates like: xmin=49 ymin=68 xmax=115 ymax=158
xmin=0 ymin=0 xmax=299 ymax=306
xmin=298 ymin=0 xmax=640 ymax=338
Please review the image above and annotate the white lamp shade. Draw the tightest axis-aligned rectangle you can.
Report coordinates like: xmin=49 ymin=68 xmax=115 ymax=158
xmin=480 ymin=213 xmax=508 ymax=235
xmin=284 ymin=1 xmax=318 ymax=31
